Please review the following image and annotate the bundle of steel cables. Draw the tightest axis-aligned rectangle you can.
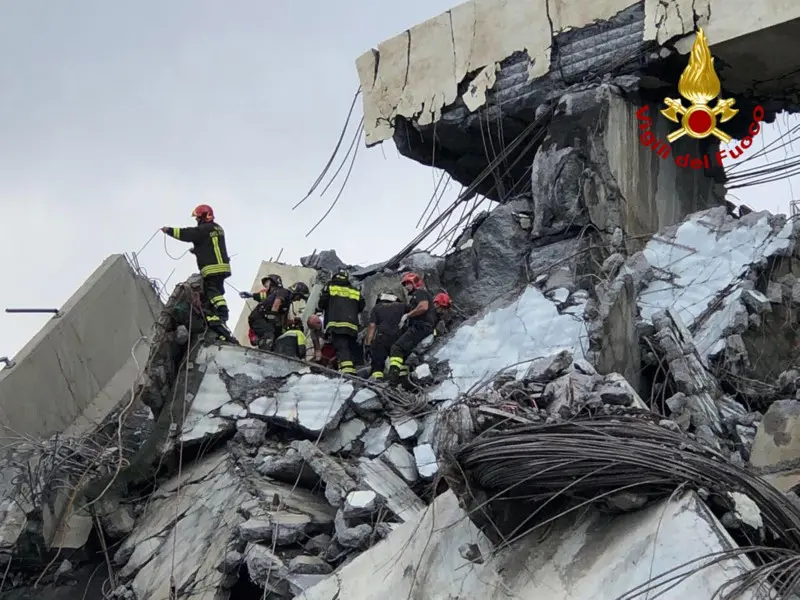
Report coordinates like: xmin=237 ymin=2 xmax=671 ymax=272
xmin=453 ymin=414 xmax=800 ymax=599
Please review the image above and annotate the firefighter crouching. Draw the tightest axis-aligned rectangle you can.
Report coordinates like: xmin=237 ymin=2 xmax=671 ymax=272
xmin=241 ymin=273 xmax=287 ymax=349
xmin=317 ymin=270 xmax=364 ymax=375
xmin=388 ymin=272 xmax=436 ymax=387
xmin=273 ymin=318 xmax=307 ymax=359
xmin=364 ymin=290 xmax=405 ymax=380
xmin=161 ymin=204 xmax=235 ymax=342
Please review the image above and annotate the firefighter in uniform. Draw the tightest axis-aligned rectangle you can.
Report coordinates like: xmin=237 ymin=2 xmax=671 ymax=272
xmin=273 ymin=318 xmax=308 ymax=360
xmin=388 ymin=272 xmax=436 ymax=386
xmin=242 ymin=279 xmax=310 ymax=350
xmin=364 ymin=290 xmax=405 ymax=380
xmin=316 ymin=270 xmax=365 ymax=375
xmin=161 ymin=204 xmax=235 ymax=341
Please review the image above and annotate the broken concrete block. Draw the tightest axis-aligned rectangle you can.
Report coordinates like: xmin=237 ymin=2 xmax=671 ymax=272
xmin=767 ymin=281 xmax=783 ymax=303
xmin=413 ymin=444 xmax=438 ymax=479
xmin=413 ymin=363 xmax=433 ymax=383
xmin=360 ymin=422 xmax=393 ymax=457
xmin=291 ymin=440 xmax=359 ymax=506
xmin=380 ymin=444 xmax=419 ymax=483
xmin=289 ymin=555 xmax=333 ymax=575
xmin=244 ymin=543 xmax=289 ymax=593
xmin=319 ymin=418 xmax=367 ymax=454
xmin=358 ymin=458 xmax=425 ymax=522
xmin=741 ymin=289 xmax=771 ymax=314
xmin=601 ymin=253 xmax=625 ymax=278
xmin=343 ymin=491 xmax=378 ymax=521
xmin=750 ymin=400 xmax=800 ymax=482
xmin=548 ymin=287 xmax=570 ymax=304
xmin=249 ymin=373 xmax=353 ymax=435
xmin=350 ymin=388 xmax=383 ymax=414
xmin=524 ymin=350 xmax=573 ymax=382
xmin=219 ymin=402 xmax=248 ymax=418
xmin=236 ymin=418 xmax=267 ymax=445
xmin=334 ymin=509 xmax=372 ymax=549
xmin=392 ymin=416 xmax=420 ymax=440
xmin=304 ymin=533 xmax=332 ymax=555
xmin=777 ymin=369 xmax=800 ymax=393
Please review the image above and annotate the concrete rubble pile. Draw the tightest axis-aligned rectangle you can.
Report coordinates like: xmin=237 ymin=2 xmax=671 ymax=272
xmin=7 ymin=10 xmax=800 ymax=596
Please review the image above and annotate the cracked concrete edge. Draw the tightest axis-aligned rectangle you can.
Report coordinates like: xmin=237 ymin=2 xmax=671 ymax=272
xmin=357 ymin=0 xmax=682 ymax=145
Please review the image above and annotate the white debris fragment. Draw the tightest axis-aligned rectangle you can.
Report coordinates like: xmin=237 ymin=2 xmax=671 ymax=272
xmin=729 ymin=492 xmax=763 ymax=529
xmin=380 ymin=444 xmax=419 ymax=483
xmin=549 ymin=287 xmax=570 ymax=304
xmin=392 ymin=417 xmax=420 ymax=440
xmin=344 ymin=490 xmax=377 ymax=516
xmin=639 ymin=209 xmax=792 ymax=329
xmin=413 ymin=444 xmax=438 ymax=478
xmin=250 ymin=374 xmax=353 ymax=434
xmin=414 ymin=363 xmax=432 ymax=380
xmin=360 ymin=422 xmax=393 ymax=457
xmin=219 ymin=402 xmax=247 ymax=418
xmin=319 ymin=418 xmax=367 ymax=454
xmin=351 ymin=388 xmax=383 ymax=412
xmin=433 ymin=285 xmax=587 ymax=400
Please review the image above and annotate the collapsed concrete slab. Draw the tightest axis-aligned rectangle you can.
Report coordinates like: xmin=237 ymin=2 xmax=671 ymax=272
xmin=298 ymin=490 xmax=766 ymax=600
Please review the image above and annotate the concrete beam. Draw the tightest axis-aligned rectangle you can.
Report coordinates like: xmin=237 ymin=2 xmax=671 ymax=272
xmin=357 ymin=0 xmax=800 ymax=146
xmin=0 ymin=255 xmax=162 ymax=439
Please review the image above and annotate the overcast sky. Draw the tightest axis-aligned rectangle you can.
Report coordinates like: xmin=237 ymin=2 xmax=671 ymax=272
xmin=1 ymin=1 xmax=798 ymax=359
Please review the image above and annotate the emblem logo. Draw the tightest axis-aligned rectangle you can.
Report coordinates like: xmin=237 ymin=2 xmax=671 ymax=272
xmin=660 ymin=28 xmax=738 ymax=144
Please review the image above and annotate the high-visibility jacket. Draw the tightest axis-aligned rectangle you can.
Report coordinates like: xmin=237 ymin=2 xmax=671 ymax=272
xmin=317 ymin=279 xmax=365 ymax=337
xmin=164 ymin=222 xmax=231 ymax=278
xmin=274 ymin=329 xmax=307 ymax=360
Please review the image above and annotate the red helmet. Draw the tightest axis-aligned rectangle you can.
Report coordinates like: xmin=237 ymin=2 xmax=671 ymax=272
xmin=191 ymin=204 xmax=215 ymax=222
xmin=401 ymin=272 xmax=424 ymax=290
xmin=434 ymin=292 xmax=451 ymax=309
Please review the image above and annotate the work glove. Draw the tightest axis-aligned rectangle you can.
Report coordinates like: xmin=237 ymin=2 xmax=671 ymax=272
xmin=399 ymin=314 xmax=408 ymax=329
xmin=239 ymin=291 xmax=252 ymax=299
xmin=160 ymin=226 xmax=170 ymax=233
xmin=363 ymin=343 xmax=372 ymax=363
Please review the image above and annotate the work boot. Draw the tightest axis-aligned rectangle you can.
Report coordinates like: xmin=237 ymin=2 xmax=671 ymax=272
xmin=387 ymin=365 xmax=400 ymax=387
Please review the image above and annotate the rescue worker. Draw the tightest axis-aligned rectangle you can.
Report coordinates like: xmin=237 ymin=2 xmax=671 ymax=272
xmin=307 ymin=314 xmax=337 ymax=368
xmin=245 ymin=276 xmax=291 ymax=349
xmin=388 ymin=272 xmax=436 ymax=387
xmin=433 ymin=292 xmax=453 ymax=337
xmin=273 ymin=318 xmax=307 ymax=360
xmin=240 ymin=274 xmax=283 ymax=304
xmin=161 ymin=205 xmax=234 ymax=342
xmin=364 ymin=290 xmax=405 ymax=379
xmin=316 ymin=270 xmax=365 ymax=375
xmin=244 ymin=280 xmax=310 ymax=350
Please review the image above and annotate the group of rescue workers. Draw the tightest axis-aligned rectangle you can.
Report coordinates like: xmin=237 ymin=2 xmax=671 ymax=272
xmin=162 ymin=204 xmax=454 ymax=388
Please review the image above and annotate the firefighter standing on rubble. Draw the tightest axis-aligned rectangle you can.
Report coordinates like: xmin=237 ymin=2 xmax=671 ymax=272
xmin=161 ymin=205 xmax=235 ymax=342
xmin=387 ymin=272 xmax=436 ymax=387
xmin=316 ymin=269 xmax=365 ymax=375
xmin=364 ymin=290 xmax=406 ymax=380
